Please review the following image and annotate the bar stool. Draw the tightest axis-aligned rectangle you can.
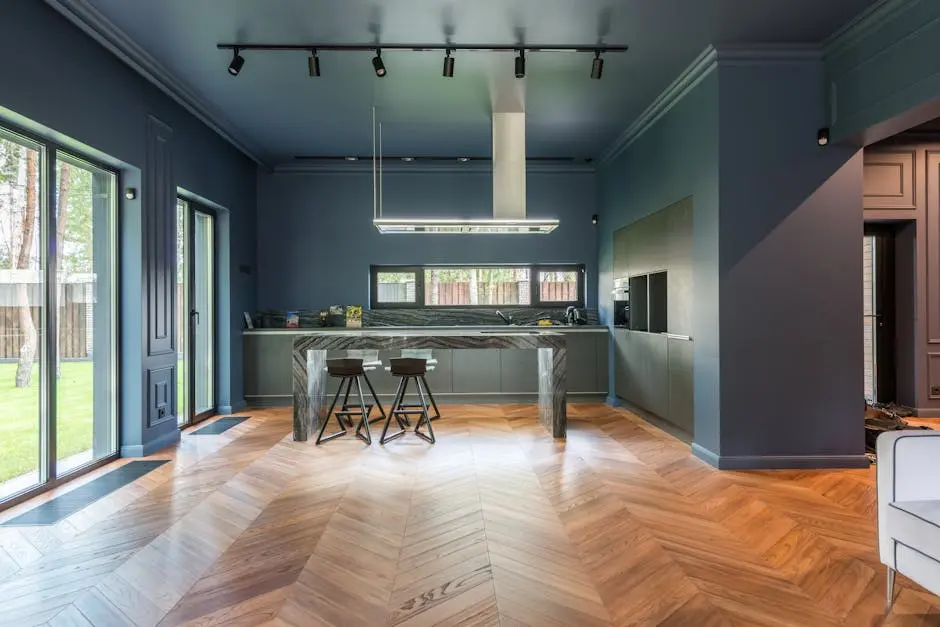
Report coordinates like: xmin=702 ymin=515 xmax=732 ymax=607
xmin=317 ymin=358 xmax=376 ymax=445
xmin=324 ymin=350 xmax=385 ymax=428
xmin=384 ymin=349 xmax=441 ymax=422
xmin=381 ymin=358 xmax=435 ymax=444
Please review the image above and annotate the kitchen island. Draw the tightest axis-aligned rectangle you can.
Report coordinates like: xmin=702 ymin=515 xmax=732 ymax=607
xmin=292 ymin=329 xmax=567 ymax=441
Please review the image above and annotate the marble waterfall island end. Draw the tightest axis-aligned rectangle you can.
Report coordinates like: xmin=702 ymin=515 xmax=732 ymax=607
xmin=291 ymin=330 xmax=567 ymax=440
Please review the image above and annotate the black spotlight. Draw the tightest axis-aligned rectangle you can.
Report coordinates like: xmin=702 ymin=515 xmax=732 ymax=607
xmin=372 ymin=50 xmax=386 ymax=77
xmin=228 ymin=48 xmax=245 ymax=76
xmin=591 ymin=214 xmax=598 ymax=225
xmin=443 ymin=49 xmax=455 ymax=77
xmin=308 ymin=50 xmax=321 ymax=77
xmin=591 ymin=51 xmax=604 ymax=80
xmin=817 ymin=127 xmax=830 ymax=147
xmin=514 ymin=50 xmax=526 ymax=79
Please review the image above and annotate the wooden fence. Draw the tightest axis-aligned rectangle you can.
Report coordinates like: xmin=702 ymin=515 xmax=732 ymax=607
xmin=377 ymin=280 xmax=577 ymax=306
xmin=0 ymin=304 xmax=89 ymax=359
xmin=538 ymin=281 xmax=578 ymax=303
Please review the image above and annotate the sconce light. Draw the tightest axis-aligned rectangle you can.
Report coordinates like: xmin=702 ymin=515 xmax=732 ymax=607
xmin=591 ymin=214 xmax=598 ymax=225
xmin=124 ymin=187 xmax=137 ymax=200
xmin=816 ymin=127 xmax=829 ymax=147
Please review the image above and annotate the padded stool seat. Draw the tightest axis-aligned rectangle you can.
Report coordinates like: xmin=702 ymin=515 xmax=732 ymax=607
xmin=317 ymin=358 xmax=386 ymax=445
xmin=381 ymin=358 xmax=436 ymax=445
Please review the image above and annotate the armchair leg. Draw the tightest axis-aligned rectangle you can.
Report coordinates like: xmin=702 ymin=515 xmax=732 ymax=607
xmin=886 ymin=567 xmax=896 ymax=610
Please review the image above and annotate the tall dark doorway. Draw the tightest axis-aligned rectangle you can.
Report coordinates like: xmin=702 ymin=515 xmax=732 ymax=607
xmin=863 ymin=224 xmax=897 ymax=403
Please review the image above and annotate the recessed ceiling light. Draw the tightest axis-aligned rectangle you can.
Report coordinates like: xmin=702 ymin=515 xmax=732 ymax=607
xmin=401 ymin=157 xmax=415 ymax=162
xmin=457 ymin=157 xmax=470 ymax=162
xmin=345 ymin=156 xmax=358 ymax=161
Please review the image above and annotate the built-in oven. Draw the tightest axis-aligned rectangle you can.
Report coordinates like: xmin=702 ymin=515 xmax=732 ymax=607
xmin=611 ymin=277 xmax=630 ymax=328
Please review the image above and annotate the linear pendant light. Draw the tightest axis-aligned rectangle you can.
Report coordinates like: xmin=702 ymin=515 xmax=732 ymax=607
xmin=370 ymin=108 xmax=560 ymax=235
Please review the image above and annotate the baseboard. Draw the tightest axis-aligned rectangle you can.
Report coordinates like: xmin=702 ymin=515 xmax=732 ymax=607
xmin=245 ymin=393 xmax=608 ymax=407
xmin=121 ymin=428 xmax=181 ymax=458
xmin=692 ymin=443 xmax=721 ymax=468
xmin=692 ymin=445 xmax=870 ymax=470
xmin=218 ymin=399 xmax=247 ymax=414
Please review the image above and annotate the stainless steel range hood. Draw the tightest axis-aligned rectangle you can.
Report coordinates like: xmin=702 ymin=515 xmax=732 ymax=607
xmin=373 ymin=110 xmax=559 ymax=234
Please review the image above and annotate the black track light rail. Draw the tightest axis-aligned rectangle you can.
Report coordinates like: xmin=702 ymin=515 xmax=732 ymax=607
xmin=218 ymin=43 xmax=629 ymax=53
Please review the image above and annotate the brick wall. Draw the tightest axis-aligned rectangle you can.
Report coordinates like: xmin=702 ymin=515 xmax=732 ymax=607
xmin=863 ymin=236 xmax=875 ymax=401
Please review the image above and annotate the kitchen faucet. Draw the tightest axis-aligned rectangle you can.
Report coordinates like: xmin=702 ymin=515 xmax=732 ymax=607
xmin=496 ymin=310 xmax=513 ymax=325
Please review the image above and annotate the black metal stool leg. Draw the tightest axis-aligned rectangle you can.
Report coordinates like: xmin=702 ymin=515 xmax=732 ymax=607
xmin=353 ymin=376 xmax=373 ymax=445
xmin=421 ymin=375 xmax=441 ymax=421
xmin=413 ymin=377 xmax=436 ymax=444
xmin=316 ymin=382 xmax=348 ymax=444
xmin=338 ymin=377 xmax=354 ymax=427
xmin=361 ymin=371 xmax=386 ymax=423
xmin=380 ymin=377 xmax=408 ymax=444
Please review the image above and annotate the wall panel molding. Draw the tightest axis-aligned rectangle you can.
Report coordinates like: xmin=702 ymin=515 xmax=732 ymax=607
xmin=146 ymin=365 xmax=176 ymax=427
xmin=145 ymin=116 xmax=176 ymax=357
xmin=927 ymin=152 xmax=940 ymax=343
xmin=863 ymin=150 xmax=915 ymax=209
xmin=927 ymin=352 xmax=940 ymax=397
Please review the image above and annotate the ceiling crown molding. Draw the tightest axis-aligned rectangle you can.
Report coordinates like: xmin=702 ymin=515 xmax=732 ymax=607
xmin=597 ymin=44 xmax=823 ymax=165
xmin=597 ymin=46 xmax=717 ymax=166
xmin=272 ymin=161 xmax=596 ymax=175
xmin=43 ymin=0 xmax=269 ymax=167
xmin=823 ymin=0 xmax=916 ymax=58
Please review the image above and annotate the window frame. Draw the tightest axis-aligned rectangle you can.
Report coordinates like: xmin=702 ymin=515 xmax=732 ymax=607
xmin=369 ymin=263 xmax=585 ymax=309
xmin=0 ymin=118 xmax=122 ymax=512
xmin=369 ymin=265 xmax=424 ymax=309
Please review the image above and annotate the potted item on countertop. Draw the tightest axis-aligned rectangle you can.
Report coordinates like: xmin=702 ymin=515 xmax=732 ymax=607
xmin=285 ymin=311 xmax=300 ymax=328
xmin=346 ymin=305 xmax=363 ymax=328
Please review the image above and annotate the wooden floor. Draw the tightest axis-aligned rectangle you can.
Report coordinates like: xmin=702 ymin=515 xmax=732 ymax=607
xmin=0 ymin=405 xmax=937 ymax=626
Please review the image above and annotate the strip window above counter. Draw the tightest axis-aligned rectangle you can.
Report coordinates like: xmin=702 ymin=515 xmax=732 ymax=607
xmin=370 ymin=264 xmax=585 ymax=310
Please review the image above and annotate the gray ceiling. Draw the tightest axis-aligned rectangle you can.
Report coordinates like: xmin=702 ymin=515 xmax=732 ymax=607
xmin=80 ymin=0 xmax=880 ymax=165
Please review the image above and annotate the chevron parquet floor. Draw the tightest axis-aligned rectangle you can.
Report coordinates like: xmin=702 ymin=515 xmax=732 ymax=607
xmin=0 ymin=404 xmax=937 ymax=626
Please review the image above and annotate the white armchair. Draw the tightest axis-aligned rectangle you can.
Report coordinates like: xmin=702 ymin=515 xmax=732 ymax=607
xmin=877 ymin=430 xmax=940 ymax=608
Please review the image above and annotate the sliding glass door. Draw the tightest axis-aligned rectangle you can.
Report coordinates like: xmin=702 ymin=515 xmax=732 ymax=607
xmin=54 ymin=154 xmax=117 ymax=475
xmin=0 ymin=125 xmax=117 ymax=503
xmin=176 ymin=199 xmax=215 ymax=427
xmin=0 ymin=129 xmax=45 ymax=500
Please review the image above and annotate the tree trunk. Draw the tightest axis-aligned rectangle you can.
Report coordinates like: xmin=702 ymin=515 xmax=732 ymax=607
xmin=54 ymin=163 xmax=70 ymax=378
xmin=469 ymin=269 xmax=478 ymax=305
xmin=14 ymin=149 xmax=39 ymax=388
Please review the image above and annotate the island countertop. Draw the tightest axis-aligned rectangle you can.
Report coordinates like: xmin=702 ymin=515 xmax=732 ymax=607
xmin=248 ymin=325 xmax=608 ymax=334
xmin=292 ymin=329 xmax=568 ymax=441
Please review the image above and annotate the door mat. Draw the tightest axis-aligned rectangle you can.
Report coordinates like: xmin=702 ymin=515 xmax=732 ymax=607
xmin=1 ymin=460 xmax=169 ymax=527
xmin=190 ymin=416 xmax=250 ymax=435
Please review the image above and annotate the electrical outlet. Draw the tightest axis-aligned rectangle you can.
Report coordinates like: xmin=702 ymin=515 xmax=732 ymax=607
xmin=158 ymin=406 xmax=167 ymax=419
xmin=931 ymin=385 xmax=940 ymax=397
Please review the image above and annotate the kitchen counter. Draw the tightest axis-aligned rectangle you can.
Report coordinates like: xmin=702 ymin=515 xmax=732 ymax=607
xmin=292 ymin=330 xmax=568 ymax=441
xmin=244 ymin=326 xmax=608 ymax=412
xmin=247 ymin=325 xmax=608 ymax=334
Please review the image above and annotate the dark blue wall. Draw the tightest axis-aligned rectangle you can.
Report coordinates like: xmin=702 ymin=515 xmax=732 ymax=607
xmin=598 ymin=71 xmax=721 ymax=452
xmin=0 ymin=1 xmax=257 ymax=453
xmin=717 ymin=61 xmax=864 ymax=462
xmin=256 ymin=168 xmax=598 ymax=310
xmin=599 ymin=57 xmax=866 ymax=468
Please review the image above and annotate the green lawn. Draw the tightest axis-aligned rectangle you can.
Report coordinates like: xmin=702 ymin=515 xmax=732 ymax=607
xmin=0 ymin=361 xmax=185 ymax=485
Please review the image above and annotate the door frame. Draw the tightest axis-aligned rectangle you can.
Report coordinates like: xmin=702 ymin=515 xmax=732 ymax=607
xmin=178 ymin=198 xmax=218 ymax=426
xmin=864 ymin=223 xmax=897 ymax=403
xmin=0 ymin=119 xmax=121 ymax=511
